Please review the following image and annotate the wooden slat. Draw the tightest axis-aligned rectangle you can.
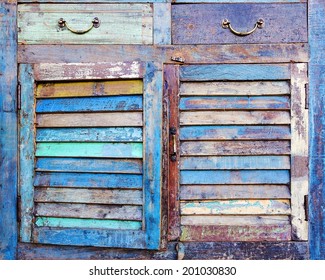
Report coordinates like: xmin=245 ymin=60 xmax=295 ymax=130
xmin=181 ymin=215 xmax=290 ymax=226
xmin=36 ymin=158 xmax=143 ymax=174
xmin=36 ymin=80 xmax=143 ymax=98
xmin=36 ymin=143 xmax=143 ymax=158
xmin=180 ymin=125 xmax=291 ymax=140
xmin=290 ymin=63 xmax=309 ymax=241
xmin=18 ymin=64 xmax=35 ymax=243
xmin=36 ymin=112 xmax=143 ymax=127
xmin=180 ymin=111 xmax=290 ymax=125
xmin=180 ymin=81 xmax=290 ymax=96
xmin=33 ymin=61 xmax=144 ymax=81
xmin=180 ymin=225 xmax=291 ymax=242
xmin=174 ymin=0 xmax=306 ymax=2
xmin=34 ymin=188 xmax=143 ymax=205
xmin=181 ymin=141 xmax=291 ymax=156
xmin=35 ymin=217 xmax=142 ymax=230
xmin=35 ymin=203 xmax=142 ymax=221
xmin=180 ymin=200 xmax=291 ymax=215
xmin=36 ymin=127 xmax=143 ymax=142
xmin=180 ymin=64 xmax=291 ymax=81
xmin=36 ymin=96 xmax=143 ymax=112
xmin=180 ymin=96 xmax=290 ymax=110
xmin=180 ymin=170 xmax=290 ymax=185
xmin=180 ymin=185 xmax=291 ymax=200
xmin=180 ymin=156 xmax=290 ymax=170
xmin=153 ymin=3 xmax=171 ymax=45
xmin=34 ymin=172 xmax=143 ymax=189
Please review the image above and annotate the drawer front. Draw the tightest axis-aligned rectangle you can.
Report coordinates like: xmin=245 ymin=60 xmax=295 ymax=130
xmin=172 ymin=4 xmax=307 ymax=44
xmin=18 ymin=4 xmax=153 ymax=45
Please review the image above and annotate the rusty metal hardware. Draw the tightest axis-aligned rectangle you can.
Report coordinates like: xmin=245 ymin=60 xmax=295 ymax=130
xmin=170 ymin=127 xmax=177 ymax=162
xmin=171 ymin=56 xmax=185 ymax=63
xmin=222 ymin=18 xmax=264 ymax=36
xmin=58 ymin=17 xmax=100 ymax=34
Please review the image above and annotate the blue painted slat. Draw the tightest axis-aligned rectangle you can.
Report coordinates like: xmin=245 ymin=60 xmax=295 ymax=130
xmin=34 ymin=172 xmax=143 ymax=189
xmin=36 ymin=95 xmax=143 ymax=113
xmin=180 ymin=64 xmax=291 ymax=81
xmin=36 ymin=158 xmax=143 ymax=174
xmin=36 ymin=127 xmax=143 ymax=142
xmin=180 ymin=170 xmax=290 ymax=185
xmin=180 ymin=96 xmax=290 ymax=110
xmin=180 ymin=125 xmax=291 ymax=140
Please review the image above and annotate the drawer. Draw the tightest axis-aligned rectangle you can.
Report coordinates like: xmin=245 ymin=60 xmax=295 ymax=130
xmin=172 ymin=4 xmax=307 ymax=44
xmin=18 ymin=4 xmax=153 ymax=45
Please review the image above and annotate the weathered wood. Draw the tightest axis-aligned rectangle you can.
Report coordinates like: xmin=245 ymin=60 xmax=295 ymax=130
xmin=172 ymin=4 xmax=307 ymax=44
xmin=180 ymin=170 xmax=290 ymax=185
xmin=181 ymin=140 xmax=291 ymax=156
xmin=33 ymin=61 xmax=144 ymax=81
xmin=35 ymin=217 xmax=142 ymax=230
xmin=174 ymin=0 xmax=306 ymax=2
xmin=36 ymin=80 xmax=143 ymax=98
xmin=180 ymin=96 xmax=290 ymax=110
xmin=180 ymin=125 xmax=291 ymax=140
xmin=36 ymin=143 xmax=143 ymax=158
xmin=34 ymin=172 xmax=143 ymax=189
xmin=180 ymin=225 xmax=291 ymax=242
xmin=180 ymin=156 xmax=290 ymax=170
xmin=19 ymin=0 xmax=165 ymax=2
xmin=180 ymin=185 xmax=291 ymax=200
xmin=180 ymin=81 xmax=290 ymax=96
xmin=36 ymin=112 xmax=143 ymax=127
xmin=165 ymin=64 xmax=181 ymax=241
xmin=18 ymin=4 xmax=153 ymax=44
xmin=34 ymin=188 xmax=143 ymax=205
xmin=290 ymin=63 xmax=309 ymax=241
xmin=36 ymin=96 xmax=143 ymax=112
xmin=18 ymin=64 xmax=35 ymax=243
xmin=180 ymin=200 xmax=291 ymax=215
xmin=36 ymin=127 xmax=143 ymax=142
xmin=36 ymin=158 xmax=143 ymax=174
xmin=35 ymin=203 xmax=142 ymax=221
xmin=0 ymin=0 xmax=18 ymax=260
xmin=153 ymin=3 xmax=171 ymax=45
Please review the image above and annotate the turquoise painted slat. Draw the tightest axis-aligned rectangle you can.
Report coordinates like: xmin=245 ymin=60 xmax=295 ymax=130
xmin=34 ymin=172 xmax=143 ymax=189
xmin=143 ymin=62 xmax=162 ymax=249
xmin=36 ymin=127 xmax=143 ymax=142
xmin=36 ymin=95 xmax=143 ymax=113
xmin=180 ymin=96 xmax=290 ymax=110
xmin=36 ymin=142 xmax=143 ymax=158
xmin=180 ymin=156 xmax=290 ymax=170
xmin=180 ymin=64 xmax=291 ymax=81
xmin=18 ymin=64 xmax=35 ymax=243
xmin=180 ymin=125 xmax=291 ymax=140
xmin=180 ymin=170 xmax=290 ymax=185
xmin=36 ymin=158 xmax=143 ymax=174
xmin=33 ymin=228 xmax=147 ymax=249
xmin=35 ymin=217 xmax=142 ymax=230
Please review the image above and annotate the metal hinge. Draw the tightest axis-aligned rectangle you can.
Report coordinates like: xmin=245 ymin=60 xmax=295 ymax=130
xmin=304 ymin=195 xmax=309 ymax=221
xmin=305 ymin=83 xmax=309 ymax=109
xmin=17 ymin=82 xmax=21 ymax=110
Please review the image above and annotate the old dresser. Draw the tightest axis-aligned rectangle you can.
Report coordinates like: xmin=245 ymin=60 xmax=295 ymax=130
xmin=14 ymin=0 xmax=309 ymax=259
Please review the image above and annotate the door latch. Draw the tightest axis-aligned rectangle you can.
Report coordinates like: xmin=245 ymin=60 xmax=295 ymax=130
xmin=170 ymin=127 xmax=177 ymax=162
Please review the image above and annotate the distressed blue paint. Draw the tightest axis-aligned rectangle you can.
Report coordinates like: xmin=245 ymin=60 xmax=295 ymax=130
xmin=180 ymin=125 xmax=291 ymax=140
xmin=36 ymin=95 xmax=143 ymax=113
xmin=180 ymin=96 xmax=290 ymax=110
xmin=36 ymin=158 xmax=143 ymax=174
xmin=180 ymin=170 xmax=290 ymax=185
xmin=143 ymin=62 xmax=162 ymax=249
xmin=34 ymin=172 xmax=143 ymax=189
xmin=180 ymin=64 xmax=291 ymax=81
xmin=0 ymin=1 xmax=17 ymax=260
xmin=36 ymin=127 xmax=143 ymax=142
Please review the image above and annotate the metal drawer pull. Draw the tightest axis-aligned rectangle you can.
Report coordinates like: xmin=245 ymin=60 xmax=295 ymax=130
xmin=222 ymin=18 xmax=264 ymax=36
xmin=170 ymin=127 xmax=177 ymax=162
xmin=58 ymin=17 xmax=100 ymax=34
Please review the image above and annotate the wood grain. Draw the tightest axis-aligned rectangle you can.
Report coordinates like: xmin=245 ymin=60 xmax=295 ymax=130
xmin=153 ymin=3 xmax=171 ymax=45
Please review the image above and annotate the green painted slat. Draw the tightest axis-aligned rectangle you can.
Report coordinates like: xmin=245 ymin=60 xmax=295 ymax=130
xmin=35 ymin=217 xmax=142 ymax=230
xmin=36 ymin=142 xmax=143 ymax=158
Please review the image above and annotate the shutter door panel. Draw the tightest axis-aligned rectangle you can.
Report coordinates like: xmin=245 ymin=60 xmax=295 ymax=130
xmin=19 ymin=62 xmax=162 ymax=249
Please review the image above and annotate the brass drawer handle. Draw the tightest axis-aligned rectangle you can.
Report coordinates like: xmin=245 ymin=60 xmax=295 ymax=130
xmin=58 ymin=17 xmax=100 ymax=34
xmin=222 ymin=18 xmax=264 ymax=36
